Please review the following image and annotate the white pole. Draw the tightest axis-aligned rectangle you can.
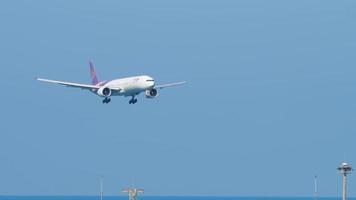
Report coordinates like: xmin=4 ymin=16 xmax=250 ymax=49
xmin=342 ymin=174 xmax=347 ymax=200
xmin=314 ymin=175 xmax=317 ymax=200
xmin=100 ymin=177 xmax=103 ymax=200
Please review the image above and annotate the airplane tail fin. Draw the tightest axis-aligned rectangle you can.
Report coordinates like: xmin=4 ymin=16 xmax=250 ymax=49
xmin=89 ymin=61 xmax=99 ymax=85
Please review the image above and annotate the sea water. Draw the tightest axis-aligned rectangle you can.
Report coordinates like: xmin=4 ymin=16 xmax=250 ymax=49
xmin=0 ymin=197 xmax=351 ymax=200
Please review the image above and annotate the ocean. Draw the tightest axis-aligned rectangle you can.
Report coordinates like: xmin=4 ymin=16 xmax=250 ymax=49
xmin=0 ymin=197 xmax=351 ymax=200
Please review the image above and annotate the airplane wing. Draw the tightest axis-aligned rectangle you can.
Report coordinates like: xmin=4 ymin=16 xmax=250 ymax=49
xmin=37 ymin=78 xmax=100 ymax=90
xmin=154 ymin=81 xmax=186 ymax=89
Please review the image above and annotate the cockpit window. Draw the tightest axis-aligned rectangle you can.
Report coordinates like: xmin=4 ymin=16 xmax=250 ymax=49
xmin=146 ymin=79 xmax=155 ymax=82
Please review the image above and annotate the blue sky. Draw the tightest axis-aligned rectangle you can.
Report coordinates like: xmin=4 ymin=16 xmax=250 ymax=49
xmin=0 ymin=0 xmax=356 ymax=197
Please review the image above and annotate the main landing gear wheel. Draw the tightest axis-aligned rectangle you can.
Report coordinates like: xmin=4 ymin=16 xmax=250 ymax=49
xmin=129 ymin=97 xmax=138 ymax=104
xmin=102 ymin=97 xmax=111 ymax=104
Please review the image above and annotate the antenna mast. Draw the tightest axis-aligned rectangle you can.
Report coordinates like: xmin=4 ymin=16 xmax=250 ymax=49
xmin=314 ymin=175 xmax=318 ymax=200
xmin=100 ymin=176 xmax=103 ymax=200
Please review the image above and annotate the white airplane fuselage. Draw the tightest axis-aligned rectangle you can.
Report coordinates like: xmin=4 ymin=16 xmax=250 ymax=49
xmin=97 ymin=75 xmax=155 ymax=97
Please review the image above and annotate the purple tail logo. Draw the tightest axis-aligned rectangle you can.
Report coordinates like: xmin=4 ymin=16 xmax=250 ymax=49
xmin=89 ymin=61 xmax=99 ymax=85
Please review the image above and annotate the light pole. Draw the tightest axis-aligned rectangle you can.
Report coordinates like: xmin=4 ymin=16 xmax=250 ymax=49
xmin=314 ymin=175 xmax=318 ymax=200
xmin=99 ymin=176 xmax=103 ymax=200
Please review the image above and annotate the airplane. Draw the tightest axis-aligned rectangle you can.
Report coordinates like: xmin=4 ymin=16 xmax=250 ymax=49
xmin=37 ymin=61 xmax=186 ymax=104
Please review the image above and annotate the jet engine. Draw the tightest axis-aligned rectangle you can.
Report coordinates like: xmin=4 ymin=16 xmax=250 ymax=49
xmin=97 ymin=87 xmax=112 ymax=97
xmin=145 ymin=89 xmax=159 ymax=98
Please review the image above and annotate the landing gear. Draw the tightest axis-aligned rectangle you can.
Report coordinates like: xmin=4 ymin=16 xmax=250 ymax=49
xmin=129 ymin=96 xmax=138 ymax=104
xmin=102 ymin=97 xmax=111 ymax=104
